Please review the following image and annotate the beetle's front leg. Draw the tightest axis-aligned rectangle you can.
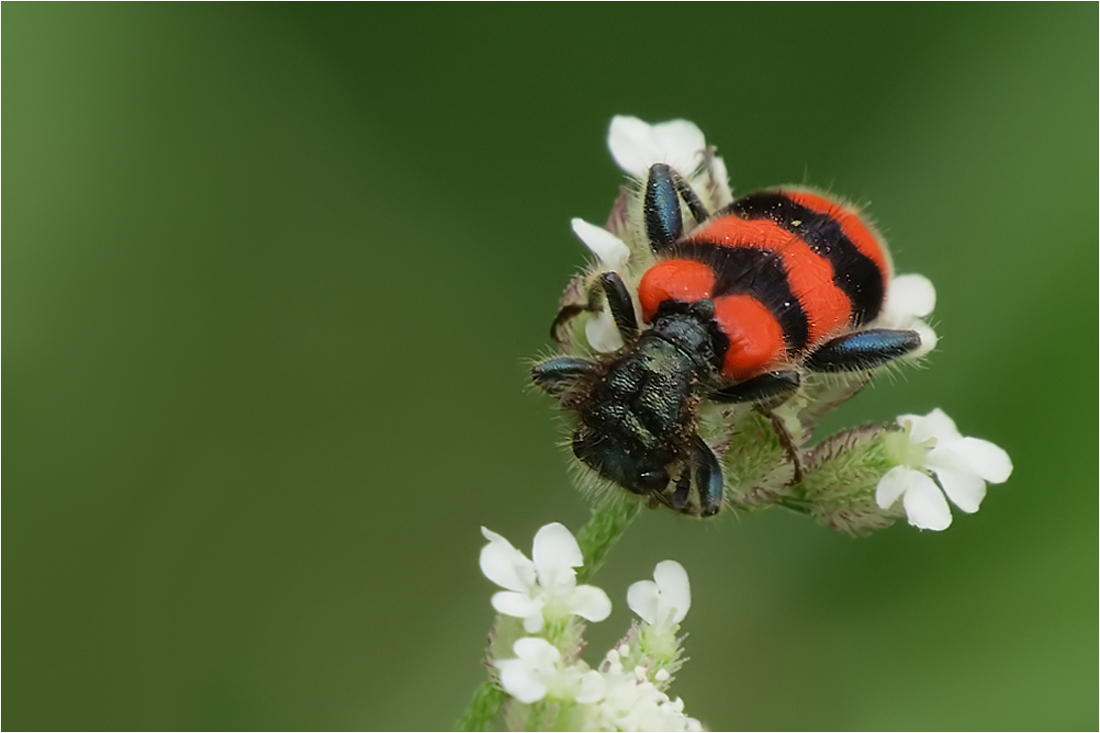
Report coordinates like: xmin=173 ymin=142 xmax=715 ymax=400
xmin=550 ymin=271 xmax=639 ymax=347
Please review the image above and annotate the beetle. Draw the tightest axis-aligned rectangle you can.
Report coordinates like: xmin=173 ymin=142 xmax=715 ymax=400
xmin=532 ymin=163 xmax=922 ymax=517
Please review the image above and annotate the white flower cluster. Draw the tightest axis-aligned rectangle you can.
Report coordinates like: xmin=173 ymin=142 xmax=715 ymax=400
xmin=481 ymin=524 xmax=702 ymax=732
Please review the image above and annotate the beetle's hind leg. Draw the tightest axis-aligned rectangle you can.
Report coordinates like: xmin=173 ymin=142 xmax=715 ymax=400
xmin=805 ymin=329 xmax=922 ymax=373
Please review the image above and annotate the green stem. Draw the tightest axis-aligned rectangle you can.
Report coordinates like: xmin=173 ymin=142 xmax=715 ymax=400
xmin=575 ymin=494 xmax=642 ymax=583
xmin=455 ymin=681 xmax=506 ymax=732
xmin=454 ymin=495 xmax=642 ymax=730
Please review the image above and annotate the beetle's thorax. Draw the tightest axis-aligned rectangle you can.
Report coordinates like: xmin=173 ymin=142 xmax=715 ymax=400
xmin=581 ymin=307 xmax=720 ymax=452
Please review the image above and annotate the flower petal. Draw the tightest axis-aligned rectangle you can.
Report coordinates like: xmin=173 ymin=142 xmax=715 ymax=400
xmin=901 ymin=472 xmax=953 ymax=530
xmin=576 ymin=669 xmax=606 ymax=704
xmin=932 ymin=467 xmax=987 ymax=514
xmin=627 ymin=579 xmax=659 ymax=626
xmin=491 ymin=591 xmax=542 ymax=619
xmin=650 ymin=120 xmax=707 ymax=173
xmin=532 ymin=522 xmax=583 ymax=590
xmin=479 ymin=527 xmax=535 ymax=592
xmin=522 ymin=612 xmax=545 ymax=634
xmin=496 ymin=659 xmax=548 ymax=704
xmin=568 ymin=584 xmax=613 ymax=623
xmin=887 ymin=274 xmax=936 ymax=319
xmin=899 ymin=408 xmax=960 ymax=444
xmin=513 ymin=636 xmax=561 ymax=665
xmin=653 ymin=560 xmax=691 ymax=624
xmin=607 ymin=115 xmax=657 ymax=177
xmin=533 ymin=523 xmax=583 ymax=568
xmin=875 ymin=465 xmax=917 ymax=509
xmin=705 ymin=154 xmax=734 ymax=207
xmin=947 ymin=437 xmax=1013 ymax=483
xmin=496 ymin=638 xmax=561 ymax=704
xmin=586 ymin=309 xmax=624 ymax=353
xmin=608 ymin=116 xmax=706 ymax=179
xmin=571 ymin=218 xmax=630 ymax=270
xmin=910 ymin=321 xmax=938 ymax=357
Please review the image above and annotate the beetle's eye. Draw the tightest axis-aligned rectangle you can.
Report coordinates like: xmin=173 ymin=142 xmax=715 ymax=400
xmin=635 ymin=467 xmax=669 ymax=493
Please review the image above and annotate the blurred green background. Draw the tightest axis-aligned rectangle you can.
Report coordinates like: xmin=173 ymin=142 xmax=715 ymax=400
xmin=5 ymin=5 xmax=1096 ymax=730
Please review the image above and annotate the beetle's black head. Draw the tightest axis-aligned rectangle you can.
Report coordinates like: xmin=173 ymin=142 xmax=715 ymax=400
xmin=571 ymin=429 xmax=674 ymax=497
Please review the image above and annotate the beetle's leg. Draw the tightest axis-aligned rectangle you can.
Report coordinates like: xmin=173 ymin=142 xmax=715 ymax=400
xmin=688 ymin=434 xmax=724 ymax=517
xmin=644 ymin=163 xmax=711 ymax=253
xmin=757 ymin=407 xmax=804 ymax=485
xmin=710 ymin=373 xmax=805 ymax=483
xmin=550 ymin=300 xmax=585 ymax=344
xmin=709 ymin=370 xmax=801 ymax=405
xmin=669 ymin=468 xmax=692 ymax=513
xmin=596 ymin=271 xmax=639 ymax=342
xmin=805 ymin=329 xmax=922 ymax=373
xmin=531 ymin=357 xmax=601 ymax=397
xmin=550 ymin=271 xmax=639 ymax=345
xmin=671 ymin=169 xmax=711 ymax=225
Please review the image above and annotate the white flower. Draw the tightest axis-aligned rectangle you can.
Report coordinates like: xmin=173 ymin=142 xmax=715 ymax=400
xmin=608 ymin=116 xmax=707 ymax=180
xmin=569 ymin=218 xmax=630 ymax=353
xmin=607 ymin=115 xmax=733 ymax=209
xmin=585 ymin=648 xmax=703 ymax=732
xmin=480 ymin=523 xmax=612 ymax=633
xmin=878 ymin=273 xmax=938 ymax=356
xmin=876 ymin=408 xmax=1013 ymax=531
xmin=494 ymin=637 xmax=604 ymax=705
xmin=627 ymin=560 xmax=691 ymax=630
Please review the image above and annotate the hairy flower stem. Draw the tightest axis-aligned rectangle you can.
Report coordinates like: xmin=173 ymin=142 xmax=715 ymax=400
xmin=455 ymin=495 xmax=642 ymax=731
xmin=455 ymin=681 xmax=507 ymax=732
xmin=575 ymin=495 xmax=642 ymax=583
